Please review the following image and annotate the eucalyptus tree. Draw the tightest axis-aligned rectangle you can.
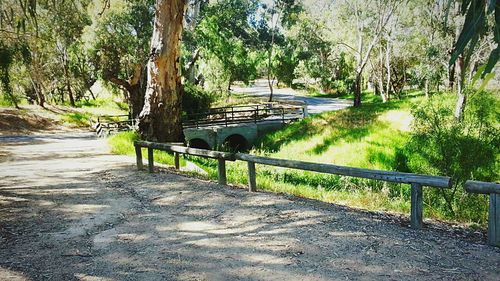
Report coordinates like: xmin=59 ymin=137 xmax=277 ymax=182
xmin=261 ymin=0 xmax=302 ymax=101
xmin=193 ymin=0 xmax=262 ymax=91
xmin=338 ymin=0 xmax=402 ymax=107
xmin=90 ymin=0 xmax=154 ymax=118
xmin=138 ymin=0 xmax=186 ymax=142
xmin=449 ymin=0 xmax=499 ymax=120
xmin=0 ymin=0 xmax=92 ymax=107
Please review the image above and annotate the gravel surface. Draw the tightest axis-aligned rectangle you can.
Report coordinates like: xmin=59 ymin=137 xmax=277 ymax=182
xmin=1 ymin=133 xmax=499 ymax=281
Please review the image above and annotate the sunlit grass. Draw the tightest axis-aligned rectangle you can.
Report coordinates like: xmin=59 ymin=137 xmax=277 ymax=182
xmin=107 ymin=94 xmax=427 ymax=221
xmin=106 ymin=92 xmax=491 ymax=226
xmin=60 ymin=112 xmax=93 ymax=127
xmin=108 ymin=131 xmax=186 ymax=167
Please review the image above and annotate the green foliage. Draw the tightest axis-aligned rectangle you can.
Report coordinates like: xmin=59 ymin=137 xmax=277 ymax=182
xmin=192 ymin=0 xmax=262 ymax=89
xmin=108 ymin=91 xmax=500 ymax=225
xmin=449 ymin=0 xmax=499 ymax=76
xmin=91 ymin=0 xmax=154 ymax=83
xmin=273 ymin=42 xmax=300 ymax=86
xmin=183 ymin=83 xmax=214 ymax=114
xmin=398 ymin=92 xmax=499 ymax=222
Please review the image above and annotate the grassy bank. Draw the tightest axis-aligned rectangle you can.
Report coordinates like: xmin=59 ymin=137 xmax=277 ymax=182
xmin=108 ymin=91 xmax=496 ymax=227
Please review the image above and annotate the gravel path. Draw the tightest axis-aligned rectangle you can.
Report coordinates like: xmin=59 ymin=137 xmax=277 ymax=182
xmin=231 ymin=79 xmax=353 ymax=114
xmin=0 ymin=133 xmax=499 ymax=280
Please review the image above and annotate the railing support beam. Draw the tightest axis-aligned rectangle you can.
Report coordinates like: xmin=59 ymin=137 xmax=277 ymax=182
xmin=174 ymin=152 xmax=180 ymax=170
xmin=247 ymin=161 xmax=256 ymax=192
xmin=411 ymin=183 xmax=423 ymax=229
xmin=148 ymin=147 xmax=154 ymax=173
xmin=218 ymin=158 xmax=227 ymax=185
xmin=488 ymin=193 xmax=500 ymax=247
xmin=135 ymin=145 xmax=143 ymax=170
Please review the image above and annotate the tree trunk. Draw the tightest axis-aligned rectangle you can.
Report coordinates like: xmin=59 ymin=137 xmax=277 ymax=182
xmin=424 ymin=79 xmax=429 ymax=98
xmin=139 ymin=0 xmax=186 ymax=142
xmin=354 ymin=73 xmax=362 ymax=107
xmin=385 ymin=43 xmax=391 ymax=102
xmin=29 ymin=75 xmax=45 ymax=108
xmin=378 ymin=49 xmax=385 ymax=102
xmin=88 ymin=88 xmax=96 ymax=100
xmin=187 ymin=48 xmax=200 ymax=84
xmin=129 ymin=84 xmax=145 ymax=120
xmin=67 ymin=83 xmax=75 ymax=107
xmin=267 ymin=10 xmax=276 ymax=103
xmin=454 ymin=55 xmax=466 ymax=121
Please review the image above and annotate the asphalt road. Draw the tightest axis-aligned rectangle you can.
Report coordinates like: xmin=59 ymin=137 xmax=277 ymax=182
xmin=231 ymin=79 xmax=353 ymax=114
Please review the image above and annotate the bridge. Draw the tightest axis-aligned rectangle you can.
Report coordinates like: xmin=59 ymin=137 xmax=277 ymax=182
xmin=91 ymin=103 xmax=306 ymax=150
xmin=182 ymin=103 xmax=306 ymax=151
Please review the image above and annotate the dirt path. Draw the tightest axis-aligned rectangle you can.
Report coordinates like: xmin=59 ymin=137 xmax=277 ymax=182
xmin=0 ymin=133 xmax=499 ymax=280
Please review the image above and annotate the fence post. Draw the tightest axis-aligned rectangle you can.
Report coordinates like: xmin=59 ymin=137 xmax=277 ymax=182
xmin=217 ymin=158 xmax=227 ymax=185
xmin=247 ymin=161 xmax=256 ymax=192
xmin=488 ymin=193 xmax=500 ymax=247
xmin=174 ymin=152 xmax=180 ymax=170
xmin=148 ymin=147 xmax=154 ymax=173
xmin=410 ymin=183 xmax=423 ymax=229
xmin=135 ymin=145 xmax=143 ymax=170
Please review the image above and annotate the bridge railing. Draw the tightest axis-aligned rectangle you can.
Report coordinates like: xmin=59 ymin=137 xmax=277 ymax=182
xmin=182 ymin=104 xmax=305 ymax=128
xmin=90 ymin=115 xmax=137 ymax=137
xmin=134 ymin=141 xmax=452 ymax=231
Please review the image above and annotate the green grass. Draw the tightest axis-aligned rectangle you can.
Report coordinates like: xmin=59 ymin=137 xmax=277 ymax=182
xmin=108 ymin=131 xmax=187 ymax=167
xmin=107 ymin=91 xmax=493 ymax=226
xmin=58 ymin=97 xmax=128 ymax=127
xmin=107 ymin=93 xmax=427 ymax=220
xmin=60 ymin=112 xmax=94 ymax=127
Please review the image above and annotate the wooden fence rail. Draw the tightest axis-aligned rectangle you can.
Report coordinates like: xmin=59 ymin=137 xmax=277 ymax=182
xmin=133 ymin=141 xmax=452 ymax=230
xmin=465 ymin=180 xmax=500 ymax=247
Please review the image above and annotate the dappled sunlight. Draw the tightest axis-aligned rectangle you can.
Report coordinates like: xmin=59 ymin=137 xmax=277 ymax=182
xmin=377 ymin=110 xmax=413 ymax=132
xmin=1 ymin=130 xmax=499 ymax=280
xmin=54 ymin=204 xmax=108 ymax=216
xmin=74 ymin=273 xmax=116 ymax=281
xmin=0 ymin=266 xmax=30 ymax=281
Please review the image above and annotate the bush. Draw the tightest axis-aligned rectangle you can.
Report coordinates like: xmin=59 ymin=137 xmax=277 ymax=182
xmin=183 ymin=83 xmax=214 ymax=114
xmin=398 ymin=92 xmax=499 ymax=223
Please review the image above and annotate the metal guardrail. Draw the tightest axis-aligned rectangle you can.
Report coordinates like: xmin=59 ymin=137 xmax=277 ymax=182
xmin=465 ymin=180 xmax=500 ymax=247
xmin=134 ymin=141 xmax=452 ymax=231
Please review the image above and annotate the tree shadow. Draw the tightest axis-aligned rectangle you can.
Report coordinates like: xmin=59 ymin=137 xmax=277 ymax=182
xmin=1 ymin=154 xmax=497 ymax=280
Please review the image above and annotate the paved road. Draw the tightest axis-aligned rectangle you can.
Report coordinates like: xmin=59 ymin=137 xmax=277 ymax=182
xmin=231 ymin=79 xmax=353 ymax=114
xmin=1 ymin=133 xmax=499 ymax=280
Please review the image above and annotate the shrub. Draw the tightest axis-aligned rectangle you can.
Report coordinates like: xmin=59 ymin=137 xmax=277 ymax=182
xmin=399 ymin=92 xmax=499 ymax=222
xmin=183 ymin=83 xmax=214 ymax=114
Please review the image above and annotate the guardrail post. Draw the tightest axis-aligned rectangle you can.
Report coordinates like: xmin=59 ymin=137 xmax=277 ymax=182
xmin=410 ymin=183 xmax=423 ymax=229
xmin=488 ymin=193 xmax=500 ymax=247
xmin=174 ymin=152 xmax=180 ymax=170
xmin=135 ymin=145 xmax=143 ymax=170
xmin=148 ymin=147 xmax=154 ymax=173
xmin=217 ymin=158 xmax=227 ymax=185
xmin=247 ymin=161 xmax=256 ymax=192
